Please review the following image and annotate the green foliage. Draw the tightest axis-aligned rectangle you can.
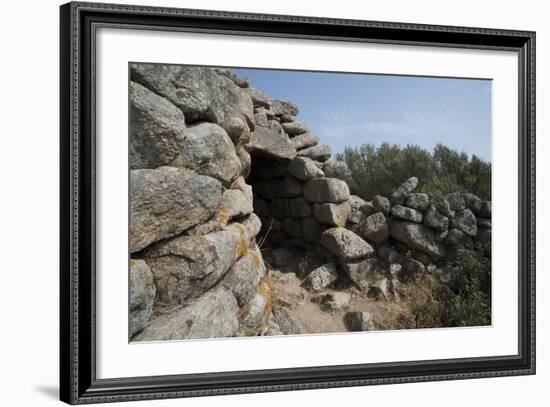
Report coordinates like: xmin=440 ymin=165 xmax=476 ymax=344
xmin=335 ymin=143 xmax=491 ymax=200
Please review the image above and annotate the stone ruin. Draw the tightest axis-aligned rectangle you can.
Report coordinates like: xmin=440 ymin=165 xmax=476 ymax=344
xmin=129 ymin=63 xmax=492 ymax=340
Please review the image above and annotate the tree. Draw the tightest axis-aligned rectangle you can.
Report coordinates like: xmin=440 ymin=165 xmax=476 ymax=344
xmin=335 ymin=143 xmax=491 ymax=201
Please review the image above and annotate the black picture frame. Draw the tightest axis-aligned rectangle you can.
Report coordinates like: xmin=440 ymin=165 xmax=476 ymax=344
xmin=60 ymin=1 xmax=536 ymax=404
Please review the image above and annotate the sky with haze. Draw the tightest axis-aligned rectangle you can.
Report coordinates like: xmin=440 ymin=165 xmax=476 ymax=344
xmin=234 ymin=68 xmax=492 ymax=162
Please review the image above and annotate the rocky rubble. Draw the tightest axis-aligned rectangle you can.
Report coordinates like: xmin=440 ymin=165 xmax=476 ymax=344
xmin=128 ymin=64 xmax=492 ymax=340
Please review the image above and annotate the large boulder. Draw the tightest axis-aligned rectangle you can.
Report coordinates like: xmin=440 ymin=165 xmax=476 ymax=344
xmin=313 ymin=202 xmax=351 ymax=226
xmin=406 ymin=193 xmax=429 ymax=211
xmin=322 ymin=160 xmax=349 ymax=180
xmin=304 ymin=178 xmax=350 ymax=203
xmin=321 ymin=228 xmax=374 ymax=260
xmin=290 ymin=133 xmax=319 ymax=150
xmin=129 ymin=259 xmax=156 ymax=336
xmin=452 ymin=209 xmax=478 ymax=237
xmin=358 ymin=212 xmax=390 ymax=244
xmin=297 ymin=144 xmax=332 ymax=162
xmin=287 ymin=157 xmax=325 ymax=181
xmin=129 ymin=81 xmax=186 ymax=169
xmin=391 ymin=221 xmax=447 ymax=259
xmin=423 ymin=205 xmax=449 ymax=231
xmin=246 ymin=125 xmax=297 ymax=160
xmin=372 ymin=195 xmax=391 ymax=216
xmin=133 ymin=287 xmax=239 ymax=341
xmin=171 ymin=122 xmax=241 ymax=186
xmin=302 ymin=263 xmax=338 ymax=291
xmin=348 ymin=195 xmax=375 ymax=224
xmin=130 ymin=167 xmax=223 ymax=252
xmin=223 ymin=248 xmax=266 ymax=307
xmin=281 ymin=120 xmax=309 ymax=136
xmin=131 ymin=64 xmax=254 ymax=132
xmin=391 ymin=205 xmax=423 ymax=223
xmin=144 ymin=222 xmax=251 ymax=305
xmin=218 ymin=177 xmax=253 ymax=224
xmin=270 ymin=99 xmax=299 ymax=116
xmin=391 ymin=177 xmax=418 ymax=204
xmin=444 ymin=192 xmax=466 ymax=211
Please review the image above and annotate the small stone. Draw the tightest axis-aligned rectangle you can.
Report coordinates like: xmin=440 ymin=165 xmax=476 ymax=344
xmin=302 ymin=263 xmax=338 ymax=291
xmin=432 ymin=196 xmax=455 ymax=218
xmin=287 ymin=157 xmax=325 ymax=181
xmin=424 ymin=205 xmax=449 ymax=231
xmin=452 ymin=209 xmax=478 ymax=237
xmin=406 ymin=193 xmax=430 ymax=211
xmin=313 ymin=202 xmax=351 ymax=226
xmin=312 ymin=292 xmax=351 ymax=311
xmin=358 ymin=212 xmax=390 ymax=244
xmin=303 ymin=178 xmax=350 ymax=203
xmin=344 ymin=311 xmax=375 ymax=331
xmin=444 ymin=192 xmax=466 ymax=211
xmin=281 ymin=120 xmax=309 ymax=136
xmin=298 ymin=144 xmax=332 ymax=162
xmin=290 ymin=133 xmax=319 ymax=150
xmin=348 ymin=195 xmax=375 ymax=224
xmin=391 ymin=177 xmax=418 ymax=204
xmin=372 ymin=195 xmax=391 ymax=216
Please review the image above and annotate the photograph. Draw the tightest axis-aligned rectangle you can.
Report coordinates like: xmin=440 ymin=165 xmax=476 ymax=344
xmin=128 ymin=63 xmax=493 ymax=342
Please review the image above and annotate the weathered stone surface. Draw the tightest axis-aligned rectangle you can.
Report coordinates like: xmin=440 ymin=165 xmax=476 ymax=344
xmin=313 ymin=202 xmax=351 ymax=226
xmin=269 ymin=248 xmax=297 ymax=268
xmin=391 ymin=221 xmax=447 ymax=259
xmin=144 ymin=222 xmax=251 ymax=305
xmin=279 ymin=113 xmax=294 ymax=123
xmin=287 ymin=157 xmax=325 ymax=181
xmin=224 ymin=116 xmax=250 ymax=146
xmin=358 ymin=212 xmax=389 ymax=244
xmin=406 ymin=193 xmax=430 ymax=211
xmin=312 ymin=292 xmax=351 ymax=311
xmin=245 ymin=87 xmax=270 ymax=108
xmin=290 ymin=133 xmax=319 ymax=150
xmin=301 ymin=217 xmax=324 ymax=243
xmin=452 ymin=209 xmax=478 ymax=237
xmin=391 ymin=205 xmax=423 ymax=223
xmin=271 ymin=305 xmax=306 ymax=334
xmin=254 ymin=111 xmax=269 ymax=127
xmin=304 ymin=178 xmax=350 ymax=203
xmin=223 ymin=249 xmax=266 ymax=306
xmin=321 ymin=228 xmax=374 ymax=260
xmin=344 ymin=311 xmax=375 ymax=331
xmin=130 ymin=81 xmax=186 ymax=169
xmin=302 ymin=263 xmax=338 ymax=291
xmin=131 ymin=64 xmax=254 ymax=131
xmin=270 ymin=99 xmax=299 ymax=116
xmin=463 ymin=193 xmax=483 ymax=214
xmin=130 ymin=167 xmax=223 ymax=252
xmin=444 ymin=192 xmax=466 ymax=211
xmin=348 ymin=195 xmax=375 ymax=224
xmin=391 ymin=177 xmax=418 ymax=204
xmin=281 ymin=120 xmax=309 ymax=136
xmin=215 ymin=68 xmax=250 ymax=88
xmin=372 ymin=195 xmax=391 ymax=216
xmin=133 ymin=287 xmax=239 ymax=341
xmin=277 ymin=175 xmax=303 ymax=198
xmin=297 ymin=144 xmax=332 ymax=162
xmin=241 ymin=213 xmax=262 ymax=239
xmin=247 ymin=125 xmax=297 ymax=160
xmin=424 ymin=205 xmax=449 ymax=231
xmin=432 ymin=196 xmax=455 ymax=218
xmin=237 ymin=148 xmax=251 ymax=178
xmin=170 ymin=122 xmax=241 ymax=186
xmin=322 ymin=159 xmax=349 ymax=180
xmin=342 ymin=258 xmax=390 ymax=299
xmin=241 ymin=282 xmax=272 ymax=331
xmin=218 ymin=177 xmax=253 ymax=223
xmin=129 ymin=259 xmax=156 ymax=336
xmin=477 ymin=217 xmax=492 ymax=229
xmin=255 ymin=106 xmax=276 ymax=120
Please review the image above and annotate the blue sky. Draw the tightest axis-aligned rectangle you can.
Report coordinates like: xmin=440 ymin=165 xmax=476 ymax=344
xmin=234 ymin=68 xmax=492 ymax=162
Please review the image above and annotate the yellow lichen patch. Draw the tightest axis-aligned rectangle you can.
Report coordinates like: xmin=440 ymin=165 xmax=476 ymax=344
xmin=129 ymin=259 xmax=136 ymax=268
xmin=216 ymin=208 xmax=231 ymax=228
xmin=336 ymin=216 xmax=346 ymax=228
xmin=257 ymin=280 xmax=273 ymax=318
xmin=251 ymin=247 xmax=262 ymax=268
xmin=234 ymin=224 xmax=248 ymax=260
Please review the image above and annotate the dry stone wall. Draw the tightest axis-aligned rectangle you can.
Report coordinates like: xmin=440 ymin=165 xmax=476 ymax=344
xmin=128 ymin=64 xmax=492 ymax=340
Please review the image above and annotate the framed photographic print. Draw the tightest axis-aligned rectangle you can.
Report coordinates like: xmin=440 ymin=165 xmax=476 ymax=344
xmin=60 ymin=1 xmax=536 ymax=404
